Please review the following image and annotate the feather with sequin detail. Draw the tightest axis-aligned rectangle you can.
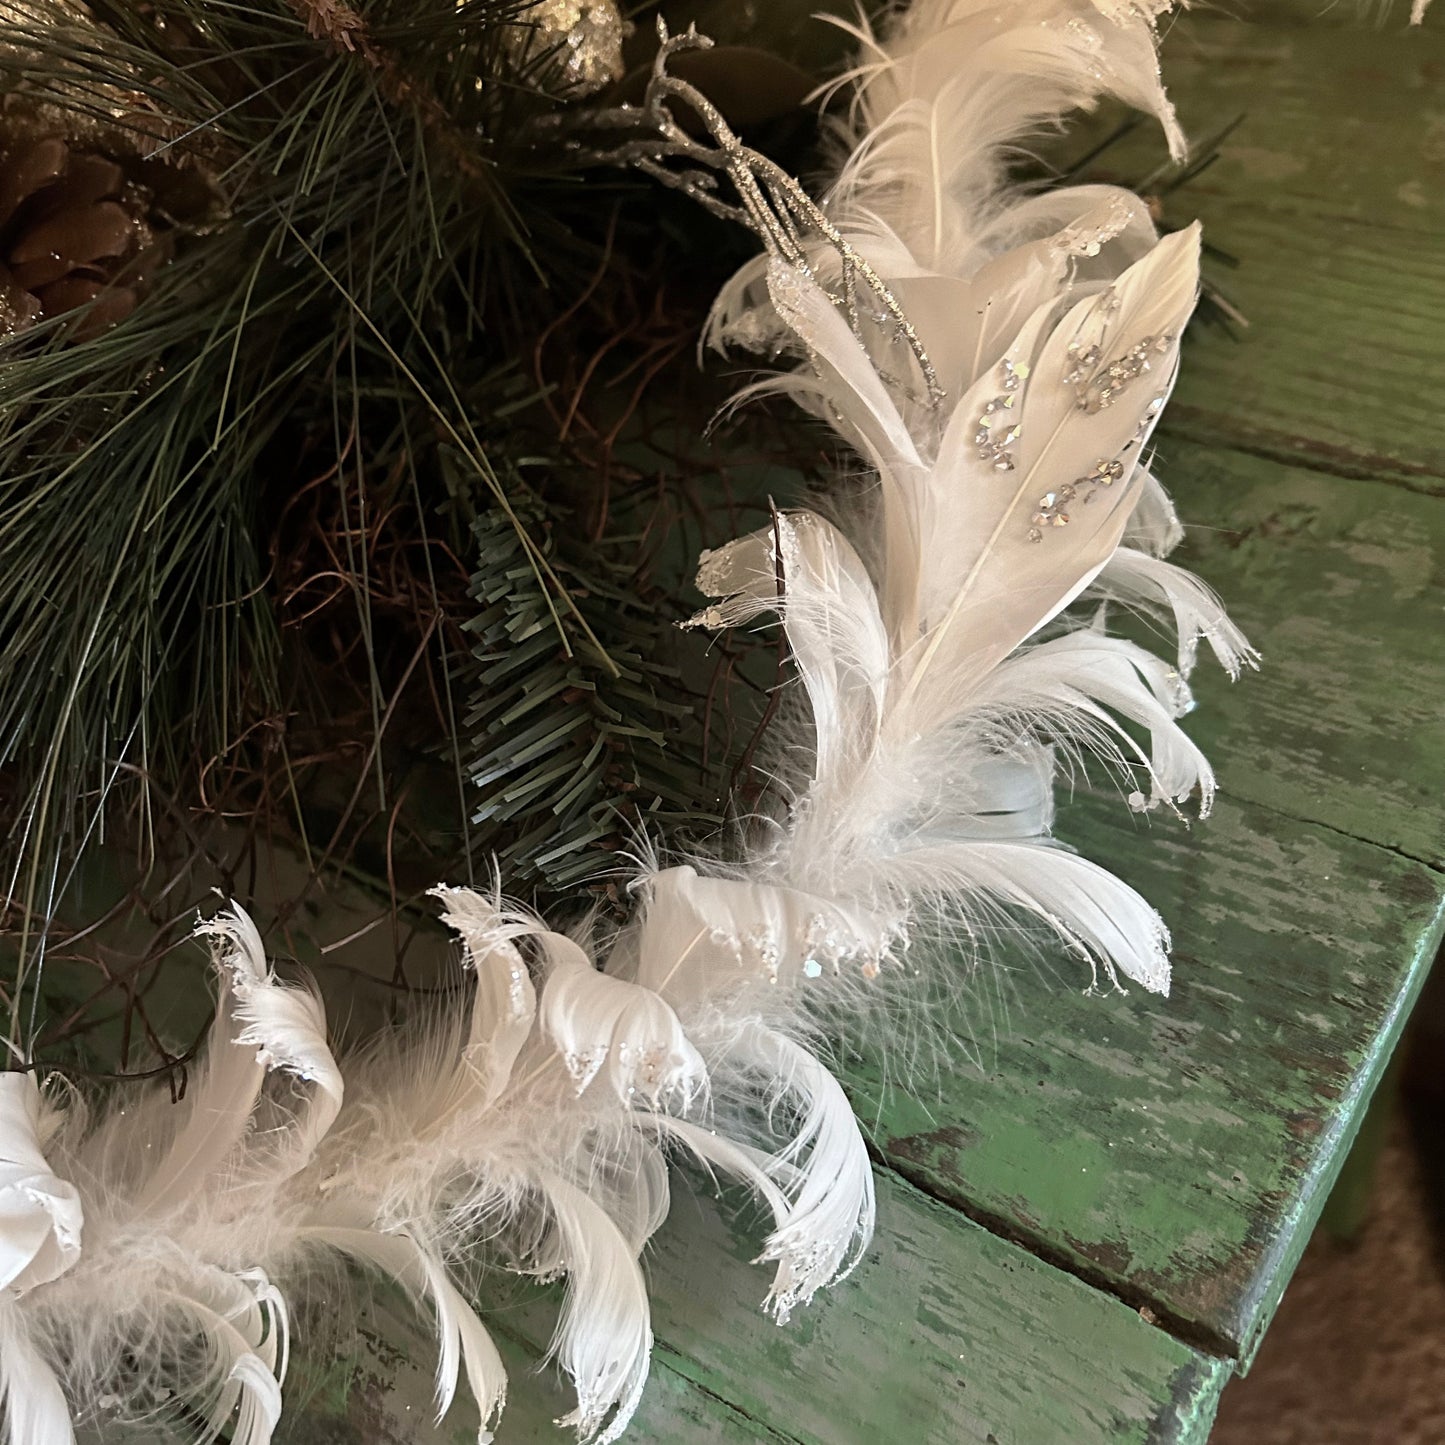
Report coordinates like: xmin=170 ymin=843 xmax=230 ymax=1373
xmin=0 ymin=3 xmax=1256 ymax=1442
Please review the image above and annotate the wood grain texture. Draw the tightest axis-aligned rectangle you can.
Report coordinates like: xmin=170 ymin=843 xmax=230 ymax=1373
xmin=1141 ymin=9 xmax=1445 ymax=486
xmin=276 ymin=1171 xmax=1230 ymax=1445
xmin=851 ymin=792 xmax=1445 ymax=1364
xmin=1157 ymin=441 xmax=1445 ymax=865
xmin=641 ymin=1172 xmax=1229 ymax=1445
xmin=269 ymin=1290 xmax=783 ymax=1445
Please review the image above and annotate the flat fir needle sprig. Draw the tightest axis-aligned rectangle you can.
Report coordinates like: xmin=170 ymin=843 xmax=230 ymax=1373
xmin=0 ymin=0 xmax=663 ymax=1040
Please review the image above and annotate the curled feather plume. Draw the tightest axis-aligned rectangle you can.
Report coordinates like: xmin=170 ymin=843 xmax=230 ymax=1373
xmin=3 ymin=3 xmax=1254 ymax=1441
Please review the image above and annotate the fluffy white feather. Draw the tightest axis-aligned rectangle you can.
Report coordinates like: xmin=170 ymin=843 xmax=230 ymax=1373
xmin=3 ymin=3 xmax=1256 ymax=1441
xmin=0 ymin=1073 xmax=82 ymax=1296
xmin=0 ymin=1305 xmax=72 ymax=1445
xmin=1089 ymin=545 xmax=1258 ymax=678
xmin=636 ymin=866 xmax=904 ymax=999
xmin=2 ymin=908 xmax=340 ymax=1445
xmin=304 ymin=1225 xmax=506 ymax=1438
xmin=159 ymin=1267 xmax=285 ymax=1445
xmin=691 ymin=511 xmax=891 ymax=784
xmin=738 ymin=1025 xmax=876 ymax=1321
xmin=536 ymin=928 xmax=707 ymax=1108
xmin=823 ymin=0 xmax=1181 ymax=277
xmin=431 ymin=884 xmax=538 ymax=1113
xmin=661 ymin=0 xmax=1240 ymax=1320
xmin=541 ymin=1174 xmax=653 ymax=1445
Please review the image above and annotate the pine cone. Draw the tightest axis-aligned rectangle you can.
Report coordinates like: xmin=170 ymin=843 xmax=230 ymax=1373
xmin=0 ymin=133 xmax=168 ymax=340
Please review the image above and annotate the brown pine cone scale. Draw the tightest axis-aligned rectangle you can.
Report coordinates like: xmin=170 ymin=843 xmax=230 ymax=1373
xmin=0 ymin=133 xmax=162 ymax=340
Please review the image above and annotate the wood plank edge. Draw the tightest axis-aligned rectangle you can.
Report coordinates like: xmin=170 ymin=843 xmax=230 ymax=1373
xmin=655 ymin=1159 xmax=1231 ymax=1445
xmin=1161 ymin=413 xmax=1445 ymax=500
xmin=868 ymin=1141 xmax=1241 ymax=1360
xmin=1230 ymin=885 xmax=1445 ymax=1368
xmin=648 ymin=1339 xmax=811 ymax=1445
xmin=863 ymin=798 xmax=1445 ymax=1363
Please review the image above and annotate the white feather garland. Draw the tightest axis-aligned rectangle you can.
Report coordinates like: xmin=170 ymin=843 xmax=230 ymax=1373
xmin=0 ymin=1074 xmax=82 ymax=1297
xmin=0 ymin=1306 xmax=72 ymax=1445
xmin=1 ymin=2 xmax=1258 ymax=1440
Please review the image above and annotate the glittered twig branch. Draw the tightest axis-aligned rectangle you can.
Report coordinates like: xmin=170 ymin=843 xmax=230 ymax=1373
xmin=575 ymin=23 xmax=942 ymax=410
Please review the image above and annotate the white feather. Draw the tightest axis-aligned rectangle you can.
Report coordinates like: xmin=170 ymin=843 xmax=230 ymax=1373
xmin=159 ymin=1271 xmax=283 ymax=1445
xmin=1089 ymin=545 xmax=1260 ymax=678
xmin=871 ymin=840 xmax=1172 ymax=994
xmin=650 ymin=1117 xmax=793 ymax=1231
xmin=825 ymin=0 xmax=1183 ymax=276
xmin=1122 ymin=464 xmax=1185 ymax=557
xmin=304 ymin=1226 xmax=506 ymax=1439
xmin=0 ymin=1074 xmax=82 ymax=1296
xmin=739 ymin=1025 xmax=876 ymax=1322
xmin=540 ymin=1173 xmax=652 ymax=1445
xmin=636 ymin=866 xmax=904 ymax=1002
xmin=137 ymin=906 xmax=340 ymax=1211
xmin=894 ymin=225 xmax=1201 ymax=692
xmin=0 ymin=1305 xmax=72 ymax=1445
xmin=432 ymin=885 xmax=538 ymax=1113
xmin=0 ymin=1080 xmax=79 ymax=1445
xmin=535 ymin=929 xmax=707 ymax=1108
xmin=690 ymin=511 xmax=890 ymax=783
xmin=974 ymin=625 xmax=1216 ymax=814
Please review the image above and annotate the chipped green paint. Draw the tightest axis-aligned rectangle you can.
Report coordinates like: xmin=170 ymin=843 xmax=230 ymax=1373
xmin=284 ymin=1173 xmax=1230 ymax=1445
xmin=1148 ymin=444 xmax=1445 ymax=866
xmin=1078 ymin=9 xmax=1445 ymax=490
xmin=640 ymin=1173 xmax=1230 ymax=1445
xmin=848 ymin=795 xmax=1445 ymax=1366
xmin=273 ymin=1286 xmax=787 ymax=1445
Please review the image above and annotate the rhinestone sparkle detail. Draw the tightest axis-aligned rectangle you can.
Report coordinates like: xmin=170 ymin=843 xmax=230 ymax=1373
xmin=1027 ymin=457 xmax=1130 ymax=542
xmin=1065 ymin=331 xmax=1174 ymax=413
xmin=976 ymin=358 xmax=1029 ymax=469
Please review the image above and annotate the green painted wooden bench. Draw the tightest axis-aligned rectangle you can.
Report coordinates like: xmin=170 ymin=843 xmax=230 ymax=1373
xmin=272 ymin=6 xmax=1445 ymax=1441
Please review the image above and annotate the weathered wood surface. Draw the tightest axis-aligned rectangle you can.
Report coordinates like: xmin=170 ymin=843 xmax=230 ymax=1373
xmin=1157 ymin=442 xmax=1445 ymax=864
xmin=854 ymin=792 xmax=1444 ymax=1364
xmin=278 ymin=1171 xmax=1230 ymax=1445
xmin=1097 ymin=7 xmax=1445 ymax=491
xmin=830 ymin=0 xmax=1445 ymax=1390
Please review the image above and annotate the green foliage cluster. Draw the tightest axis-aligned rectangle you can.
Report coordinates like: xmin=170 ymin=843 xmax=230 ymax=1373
xmin=463 ymin=488 xmax=715 ymax=893
xmin=0 ymin=0 xmax=1224 ymax=1065
xmin=0 ymin=0 xmax=846 ymax=1051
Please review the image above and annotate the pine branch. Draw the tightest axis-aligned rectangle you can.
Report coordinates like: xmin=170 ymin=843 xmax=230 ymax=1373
xmin=463 ymin=487 xmax=719 ymax=899
xmin=0 ymin=0 xmax=830 ymax=1052
xmin=0 ymin=0 xmax=597 ymax=1034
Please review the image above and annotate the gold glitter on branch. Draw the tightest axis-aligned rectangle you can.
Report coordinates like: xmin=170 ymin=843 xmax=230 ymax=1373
xmin=506 ymin=0 xmax=626 ymax=98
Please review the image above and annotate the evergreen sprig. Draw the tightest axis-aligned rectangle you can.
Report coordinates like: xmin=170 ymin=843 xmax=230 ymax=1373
xmin=463 ymin=487 xmax=718 ymax=895
xmin=0 ymin=0 xmax=844 ymax=1057
xmin=0 ymin=0 xmax=625 ymax=1033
